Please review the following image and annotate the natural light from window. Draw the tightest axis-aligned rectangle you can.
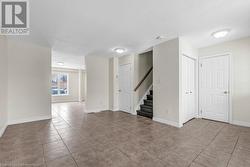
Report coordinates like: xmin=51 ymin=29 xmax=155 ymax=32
xmin=51 ymin=73 xmax=69 ymax=96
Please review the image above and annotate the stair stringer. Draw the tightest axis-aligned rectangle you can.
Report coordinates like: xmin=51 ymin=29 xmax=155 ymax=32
xmin=134 ymin=84 xmax=153 ymax=114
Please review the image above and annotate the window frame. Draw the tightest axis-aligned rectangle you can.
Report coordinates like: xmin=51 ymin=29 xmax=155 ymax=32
xmin=51 ymin=72 xmax=69 ymax=96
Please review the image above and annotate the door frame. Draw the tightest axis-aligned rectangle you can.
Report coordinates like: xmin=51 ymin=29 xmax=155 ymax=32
xmin=198 ymin=53 xmax=232 ymax=123
xmin=118 ymin=63 xmax=133 ymax=114
xmin=181 ymin=54 xmax=199 ymax=125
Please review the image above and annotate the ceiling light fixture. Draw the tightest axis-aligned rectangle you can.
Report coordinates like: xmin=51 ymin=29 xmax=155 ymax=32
xmin=57 ymin=62 xmax=64 ymax=66
xmin=212 ymin=29 xmax=230 ymax=38
xmin=113 ymin=48 xmax=126 ymax=54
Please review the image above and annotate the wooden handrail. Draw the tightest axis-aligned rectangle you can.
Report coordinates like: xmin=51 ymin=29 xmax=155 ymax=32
xmin=134 ymin=67 xmax=153 ymax=91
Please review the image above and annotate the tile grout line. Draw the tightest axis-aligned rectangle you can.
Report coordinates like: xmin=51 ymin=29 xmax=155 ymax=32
xmin=8 ymin=103 xmax=249 ymax=167
xmin=188 ymin=123 xmax=226 ymax=167
xmin=53 ymin=110 xmax=72 ymax=129
xmin=51 ymin=119 xmax=80 ymax=167
xmin=42 ymin=141 xmax=47 ymax=167
xmin=116 ymin=146 xmax=142 ymax=166
xmin=45 ymin=105 xmax=250 ymax=167
xmin=117 ymin=143 xmax=167 ymax=167
xmin=226 ymin=136 xmax=239 ymax=167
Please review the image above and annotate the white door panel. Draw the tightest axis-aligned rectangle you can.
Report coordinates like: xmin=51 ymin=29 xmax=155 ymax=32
xmin=200 ymin=55 xmax=229 ymax=122
xmin=183 ymin=56 xmax=196 ymax=123
xmin=119 ymin=64 xmax=132 ymax=113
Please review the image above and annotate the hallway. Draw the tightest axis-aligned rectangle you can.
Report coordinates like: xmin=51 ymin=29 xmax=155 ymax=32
xmin=0 ymin=102 xmax=250 ymax=167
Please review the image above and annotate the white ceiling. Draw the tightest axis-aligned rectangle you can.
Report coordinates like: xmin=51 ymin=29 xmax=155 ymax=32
xmin=10 ymin=0 xmax=250 ymax=56
xmin=52 ymin=50 xmax=85 ymax=69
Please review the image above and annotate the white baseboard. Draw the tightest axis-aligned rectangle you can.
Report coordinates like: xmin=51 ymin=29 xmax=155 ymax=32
xmin=111 ymin=110 xmax=120 ymax=112
xmin=85 ymin=110 xmax=101 ymax=113
xmin=52 ymin=100 xmax=79 ymax=103
xmin=153 ymin=117 xmax=183 ymax=128
xmin=131 ymin=111 xmax=137 ymax=115
xmin=0 ymin=124 xmax=8 ymax=138
xmin=196 ymin=114 xmax=202 ymax=119
xmin=85 ymin=108 xmax=110 ymax=113
xmin=232 ymin=120 xmax=250 ymax=127
xmin=111 ymin=108 xmax=119 ymax=112
xmin=134 ymin=84 xmax=153 ymax=113
xmin=8 ymin=115 xmax=52 ymax=125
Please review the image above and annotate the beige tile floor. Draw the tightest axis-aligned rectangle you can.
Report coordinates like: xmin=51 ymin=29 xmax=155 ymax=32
xmin=0 ymin=102 xmax=250 ymax=167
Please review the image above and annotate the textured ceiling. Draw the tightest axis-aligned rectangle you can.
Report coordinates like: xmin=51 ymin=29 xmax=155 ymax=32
xmin=8 ymin=0 xmax=250 ymax=57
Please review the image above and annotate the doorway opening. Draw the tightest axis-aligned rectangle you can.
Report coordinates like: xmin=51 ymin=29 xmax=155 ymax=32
xmin=51 ymin=50 xmax=86 ymax=105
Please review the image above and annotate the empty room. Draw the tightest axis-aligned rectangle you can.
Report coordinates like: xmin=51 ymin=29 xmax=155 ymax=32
xmin=0 ymin=0 xmax=250 ymax=167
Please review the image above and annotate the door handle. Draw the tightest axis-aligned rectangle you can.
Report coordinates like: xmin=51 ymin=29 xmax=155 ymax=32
xmin=223 ymin=91 xmax=229 ymax=94
xmin=190 ymin=91 xmax=193 ymax=94
xmin=118 ymin=89 xmax=122 ymax=92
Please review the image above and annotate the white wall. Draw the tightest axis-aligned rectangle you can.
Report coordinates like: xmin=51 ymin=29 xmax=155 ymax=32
xmin=153 ymin=38 xmax=181 ymax=127
xmin=199 ymin=37 xmax=250 ymax=126
xmin=119 ymin=54 xmax=133 ymax=65
xmin=180 ymin=38 xmax=198 ymax=59
xmin=85 ymin=55 xmax=110 ymax=112
xmin=0 ymin=36 xmax=8 ymax=137
xmin=7 ymin=39 xmax=52 ymax=125
xmin=52 ymin=68 xmax=85 ymax=103
xmin=79 ymin=69 xmax=86 ymax=102
xmin=109 ymin=57 xmax=119 ymax=111
xmin=109 ymin=58 xmax=114 ymax=110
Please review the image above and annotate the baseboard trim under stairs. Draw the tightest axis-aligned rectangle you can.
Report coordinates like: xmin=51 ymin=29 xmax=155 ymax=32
xmin=0 ymin=124 xmax=8 ymax=138
xmin=136 ymin=85 xmax=153 ymax=119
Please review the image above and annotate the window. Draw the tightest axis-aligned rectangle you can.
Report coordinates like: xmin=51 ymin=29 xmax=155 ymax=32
xmin=51 ymin=73 xmax=69 ymax=96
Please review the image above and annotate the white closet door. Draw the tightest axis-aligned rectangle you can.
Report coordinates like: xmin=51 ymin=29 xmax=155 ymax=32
xmin=119 ymin=64 xmax=132 ymax=113
xmin=183 ymin=56 xmax=196 ymax=123
xmin=200 ymin=55 xmax=229 ymax=122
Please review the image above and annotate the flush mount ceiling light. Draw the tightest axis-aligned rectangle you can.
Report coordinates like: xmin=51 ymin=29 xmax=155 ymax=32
xmin=57 ymin=62 xmax=64 ymax=66
xmin=212 ymin=29 xmax=230 ymax=38
xmin=113 ymin=48 xmax=126 ymax=54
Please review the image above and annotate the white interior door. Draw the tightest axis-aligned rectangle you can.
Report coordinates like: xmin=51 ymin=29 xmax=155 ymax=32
xmin=182 ymin=55 xmax=196 ymax=123
xmin=119 ymin=64 xmax=132 ymax=113
xmin=199 ymin=55 xmax=230 ymax=122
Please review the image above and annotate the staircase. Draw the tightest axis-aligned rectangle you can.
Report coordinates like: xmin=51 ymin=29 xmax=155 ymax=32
xmin=137 ymin=90 xmax=153 ymax=119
